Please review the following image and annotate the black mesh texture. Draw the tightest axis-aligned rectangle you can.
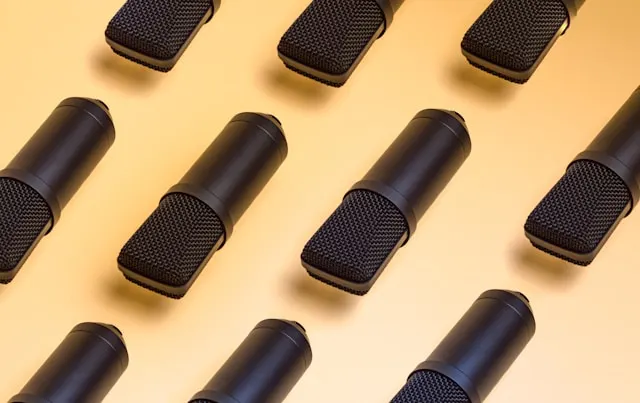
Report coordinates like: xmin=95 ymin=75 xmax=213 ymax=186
xmin=105 ymin=0 xmax=211 ymax=66
xmin=278 ymin=0 xmax=384 ymax=77
xmin=0 ymin=178 xmax=51 ymax=279
xmin=461 ymin=0 xmax=568 ymax=73
xmin=391 ymin=370 xmax=471 ymax=403
xmin=189 ymin=400 xmax=213 ymax=403
xmin=118 ymin=193 xmax=224 ymax=292
xmin=301 ymin=190 xmax=407 ymax=293
xmin=525 ymin=160 xmax=631 ymax=264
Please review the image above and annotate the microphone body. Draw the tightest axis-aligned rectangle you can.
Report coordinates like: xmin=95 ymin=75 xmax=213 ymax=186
xmin=0 ymin=98 xmax=115 ymax=284
xmin=189 ymin=319 xmax=312 ymax=403
xmin=118 ymin=113 xmax=287 ymax=298
xmin=302 ymin=110 xmax=471 ymax=295
xmin=277 ymin=0 xmax=404 ymax=87
xmin=461 ymin=0 xmax=585 ymax=83
xmin=105 ymin=0 xmax=222 ymax=72
xmin=391 ymin=290 xmax=535 ymax=403
xmin=9 ymin=323 xmax=129 ymax=403
xmin=525 ymin=87 xmax=640 ymax=265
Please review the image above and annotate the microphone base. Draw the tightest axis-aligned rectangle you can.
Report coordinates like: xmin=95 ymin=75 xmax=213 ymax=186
xmin=277 ymin=23 xmax=384 ymax=88
xmin=301 ymin=231 xmax=407 ymax=296
xmin=461 ymin=19 xmax=568 ymax=84
xmin=0 ymin=220 xmax=51 ymax=285
xmin=524 ymin=201 xmax=629 ymax=266
xmin=117 ymin=234 xmax=224 ymax=299
xmin=105 ymin=7 xmax=213 ymax=72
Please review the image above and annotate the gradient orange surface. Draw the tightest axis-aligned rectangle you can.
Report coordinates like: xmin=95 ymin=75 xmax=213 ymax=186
xmin=0 ymin=1 xmax=638 ymax=402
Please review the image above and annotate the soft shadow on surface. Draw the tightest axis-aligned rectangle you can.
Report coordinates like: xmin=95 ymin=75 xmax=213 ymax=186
xmin=105 ymin=274 xmax=171 ymax=316
xmin=260 ymin=63 xmax=333 ymax=107
xmin=286 ymin=268 xmax=357 ymax=315
xmin=512 ymin=242 xmax=582 ymax=288
xmin=445 ymin=58 xmax=516 ymax=102
xmin=90 ymin=47 xmax=161 ymax=92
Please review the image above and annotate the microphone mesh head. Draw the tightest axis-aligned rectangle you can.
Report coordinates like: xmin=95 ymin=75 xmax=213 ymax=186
xmin=525 ymin=160 xmax=631 ymax=265
xmin=105 ymin=0 xmax=211 ymax=71
xmin=117 ymin=192 xmax=224 ymax=298
xmin=0 ymin=178 xmax=51 ymax=282
xmin=391 ymin=371 xmax=471 ymax=403
xmin=277 ymin=0 xmax=385 ymax=86
xmin=301 ymin=190 xmax=407 ymax=295
xmin=461 ymin=0 xmax=568 ymax=82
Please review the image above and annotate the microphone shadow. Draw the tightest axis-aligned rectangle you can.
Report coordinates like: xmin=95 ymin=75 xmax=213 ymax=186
xmin=90 ymin=47 xmax=161 ymax=93
xmin=104 ymin=273 xmax=172 ymax=317
xmin=511 ymin=241 xmax=583 ymax=289
xmin=260 ymin=63 xmax=333 ymax=107
xmin=445 ymin=58 xmax=517 ymax=103
xmin=285 ymin=268 xmax=358 ymax=317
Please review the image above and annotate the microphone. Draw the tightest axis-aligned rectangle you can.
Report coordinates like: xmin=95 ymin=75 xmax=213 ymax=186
xmin=105 ymin=0 xmax=221 ymax=72
xmin=461 ymin=0 xmax=585 ymax=83
xmin=390 ymin=290 xmax=535 ymax=403
xmin=0 ymin=98 xmax=115 ymax=284
xmin=189 ymin=319 xmax=312 ymax=403
xmin=118 ymin=113 xmax=287 ymax=298
xmin=9 ymin=322 xmax=129 ymax=403
xmin=525 ymin=86 xmax=640 ymax=265
xmin=301 ymin=110 xmax=471 ymax=295
xmin=277 ymin=0 xmax=405 ymax=87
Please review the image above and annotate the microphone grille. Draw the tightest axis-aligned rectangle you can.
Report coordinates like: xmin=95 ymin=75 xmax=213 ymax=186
xmin=118 ymin=193 xmax=224 ymax=296
xmin=461 ymin=0 xmax=568 ymax=80
xmin=278 ymin=0 xmax=384 ymax=83
xmin=0 ymin=178 xmax=51 ymax=280
xmin=391 ymin=370 xmax=471 ymax=403
xmin=301 ymin=190 xmax=407 ymax=295
xmin=105 ymin=0 xmax=211 ymax=69
xmin=525 ymin=160 xmax=631 ymax=264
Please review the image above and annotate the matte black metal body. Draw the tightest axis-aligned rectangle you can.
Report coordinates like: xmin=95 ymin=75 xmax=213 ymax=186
xmin=10 ymin=323 xmax=129 ymax=403
xmin=573 ymin=86 xmax=640 ymax=212
xmin=189 ymin=319 xmax=312 ymax=403
xmin=524 ymin=87 xmax=640 ymax=264
xmin=409 ymin=290 xmax=535 ymax=403
xmin=165 ymin=113 xmax=287 ymax=245
xmin=0 ymin=98 xmax=115 ymax=229
xmin=350 ymin=109 xmax=471 ymax=241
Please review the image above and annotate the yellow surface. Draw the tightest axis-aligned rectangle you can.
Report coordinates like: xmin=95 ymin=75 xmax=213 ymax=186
xmin=0 ymin=0 xmax=638 ymax=402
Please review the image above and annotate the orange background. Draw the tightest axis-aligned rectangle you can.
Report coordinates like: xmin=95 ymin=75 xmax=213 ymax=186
xmin=0 ymin=1 xmax=638 ymax=402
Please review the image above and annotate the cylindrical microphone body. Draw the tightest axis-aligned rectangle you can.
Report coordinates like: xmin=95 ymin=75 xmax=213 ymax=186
xmin=189 ymin=319 xmax=312 ymax=403
xmin=0 ymin=98 xmax=115 ymax=283
xmin=461 ymin=0 xmax=586 ymax=84
xmin=525 ymin=87 xmax=640 ymax=265
xmin=391 ymin=290 xmax=535 ymax=403
xmin=302 ymin=109 xmax=470 ymax=295
xmin=10 ymin=322 xmax=129 ymax=403
xmin=118 ymin=113 xmax=287 ymax=298
xmin=277 ymin=0 xmax=405 ymax=87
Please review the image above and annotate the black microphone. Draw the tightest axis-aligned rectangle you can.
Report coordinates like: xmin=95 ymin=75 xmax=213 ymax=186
xmin=461 ymin=0 xmax=585 ymax=83
xmin=9 ymin=322 xmax=129 ymax=403
xmin=301 ymin=110 xmax=471 ymax=295
xmin=105 ymin=0 xmax=221 ymax=72
xmin=525 ymin=86 xmax=640 ymax=265
xmin=118 ymin=113 xmax=287 ymax=298
xmin=0 ymin=98 xmax=115 ymax=284
xmin=390 ymin=290 xmax=535 ymax=403
xmin=189 ymin=319 xmax=312 ymax=403
xmin=277 ymin=0 xmax=405 ymax=87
